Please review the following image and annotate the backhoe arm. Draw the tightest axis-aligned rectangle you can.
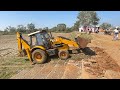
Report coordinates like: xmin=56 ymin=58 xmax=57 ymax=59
xmin=17 ymin=32 xmax=22 ymax=53
xmin=16 ymin=32 xmax=33 ymax=63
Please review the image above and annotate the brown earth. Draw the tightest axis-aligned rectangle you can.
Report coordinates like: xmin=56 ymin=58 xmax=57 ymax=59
xmin=0 ymin=32 xmax=120 ymax=79
xmin=84 ymin=33 xmax=120 ymax=79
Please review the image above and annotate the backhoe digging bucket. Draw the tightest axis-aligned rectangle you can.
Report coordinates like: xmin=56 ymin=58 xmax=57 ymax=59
xmin=19 ymin=49 xmax=27 ymax=57
xmin=75 ymin=36 xmax=91 ymax=49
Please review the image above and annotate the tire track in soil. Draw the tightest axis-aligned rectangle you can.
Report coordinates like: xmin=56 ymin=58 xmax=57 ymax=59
xmin=0 ymin=48 xmax=12 ymax=52
xmin=61 ymin=60 xmax=82 ymax=79
xmin=0 ymin=48 xmax=18 ymax=57
xmin=46 ymin=60 xmax=68 ymax=79
xmin=33 ymin=60 xmax=59 ymax=79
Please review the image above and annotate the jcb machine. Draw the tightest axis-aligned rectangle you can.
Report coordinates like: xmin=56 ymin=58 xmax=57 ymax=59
xmin=17 ymin=30 xmax=90 ymax=64
xmin=17 ymin=30 xmax=69 ymax=64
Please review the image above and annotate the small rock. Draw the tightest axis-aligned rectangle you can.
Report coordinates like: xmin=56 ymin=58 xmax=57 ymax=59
xmin=89 ymin=59 xmax=97 ymax=63
xmin=70 ymin=60 xmax=75 ymax=62
xmin=68 ymin=60 xmax=76 ymax=63
xmin=75 ymin=61 xmax=81 ymax=67
xmin=84 ymin=62 xmax=92 ymax=67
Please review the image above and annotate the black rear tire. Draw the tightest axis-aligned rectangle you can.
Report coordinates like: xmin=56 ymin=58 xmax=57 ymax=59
xmin=32 ymin=49 xmax=47 ymax=64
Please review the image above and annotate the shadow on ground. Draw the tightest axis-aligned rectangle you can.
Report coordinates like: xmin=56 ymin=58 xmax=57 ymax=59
xmin=25 ymin=47 xmax=96 ymax=64
xmin=46 ymin=55 xmax=59 ymax=63
xmin=81 ymin=47 xmax=96 ymax=56
xmin=69 ymin=47 xmax=96 ymax=56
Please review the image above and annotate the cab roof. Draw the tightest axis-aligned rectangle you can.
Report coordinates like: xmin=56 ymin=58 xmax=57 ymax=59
xmin=28 ymin=30 xmax=47 ymax=36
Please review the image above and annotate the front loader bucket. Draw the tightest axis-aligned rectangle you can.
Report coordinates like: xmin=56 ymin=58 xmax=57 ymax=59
xmin=75 ymin=36 xmax=91 ymax=49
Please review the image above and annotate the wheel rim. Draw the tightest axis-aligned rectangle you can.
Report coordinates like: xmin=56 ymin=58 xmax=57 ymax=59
xmin=34 ymin=52 xmax=42 ymax=61
xmin=60 ymin=51 xmax=67 ymax=58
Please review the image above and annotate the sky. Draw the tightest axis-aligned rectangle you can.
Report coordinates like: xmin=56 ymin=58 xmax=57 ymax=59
xmin=0 ymin=11 xmax=120 ymax=30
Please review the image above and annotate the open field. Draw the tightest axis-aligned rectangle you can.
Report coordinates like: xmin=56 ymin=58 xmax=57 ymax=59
xmin=0 ymin=32 xmax=120 ymax=79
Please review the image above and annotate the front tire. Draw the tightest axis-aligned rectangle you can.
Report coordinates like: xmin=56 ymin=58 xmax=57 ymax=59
xmin=32 ymin=49 xmax=47 ymax=64
xmin=58 ymin=50 xmax=69 ymax=60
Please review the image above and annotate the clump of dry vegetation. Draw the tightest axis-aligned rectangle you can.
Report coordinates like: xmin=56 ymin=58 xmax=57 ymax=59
xmin=78 ymin=33 xmax=93 ymax=40
xmin=70 ymin=32 xmax=93 ymax=41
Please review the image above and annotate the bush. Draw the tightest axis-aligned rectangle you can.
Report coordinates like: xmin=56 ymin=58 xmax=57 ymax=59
xmin=0 ymin=31 xmax=4 ymax=35
xmin=64 ymin=29 xmax=73 ymax=33
xmin=50 ymin=29 xmax=73 ymax=33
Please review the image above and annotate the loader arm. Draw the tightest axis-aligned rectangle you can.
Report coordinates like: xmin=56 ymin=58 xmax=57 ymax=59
xmin=55 ymin=36 xmax=79 ymax=50
xmin=16 ymin=32 xmax=33 ymax=62
xmin=54 ymin=36 xmax=91 ymax=49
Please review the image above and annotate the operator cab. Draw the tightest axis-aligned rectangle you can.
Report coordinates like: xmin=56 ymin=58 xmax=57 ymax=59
xmin=28 ymin=30 xmax=51 ymax=49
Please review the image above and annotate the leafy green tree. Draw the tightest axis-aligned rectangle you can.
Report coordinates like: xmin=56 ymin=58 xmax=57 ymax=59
xmin=27 ymin=23 xmax=35 ymax=33
xmin=17 ymin=25 xmax=26 ymax=33
xmin=50 ymin=27 xmax=57 ymax=32
xmin=73 ymin=21 xmax=79 ymax=31
xmin=100 ymin=23 xmax=112 ymax=30
xmin=4 ymin=26 xmax=16 ymax=34
xmin=65 ymin=27 xmax=72 ymax=33
xmin=77 ymin=11 xmax=100 ymax=26
xmin=0 ymin=30 xmax=3 ymax=35
xmin=57 ymin=24 xmax=66 ymax=32
xmin=3 ymin=29 xmax=9 ymax=35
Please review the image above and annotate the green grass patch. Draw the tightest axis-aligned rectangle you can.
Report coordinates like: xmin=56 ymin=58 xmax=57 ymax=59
xmin=0 ymin=57 xmax=33 ymax=79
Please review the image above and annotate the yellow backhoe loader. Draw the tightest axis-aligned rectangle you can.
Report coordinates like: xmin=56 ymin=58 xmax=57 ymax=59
xmin=17 ymin=30 xmax=90 ymax=64
xmin=17 ymin=30 xmax=69 ymax=64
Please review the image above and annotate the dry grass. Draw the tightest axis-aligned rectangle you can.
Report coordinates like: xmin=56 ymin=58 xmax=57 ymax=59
xmin=68 ymin=31 xmax=93 ymax=41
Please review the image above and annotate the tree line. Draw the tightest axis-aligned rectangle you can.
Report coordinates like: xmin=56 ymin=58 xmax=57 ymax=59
xmin=0 ymin=11 xmax=116 ymax=35
xmin=0 ymin=23 xmax=77 ymax=35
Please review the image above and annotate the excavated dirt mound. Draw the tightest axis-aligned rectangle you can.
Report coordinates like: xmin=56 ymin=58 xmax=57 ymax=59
xmin=83 ymin=47 xmax=120 ymax=78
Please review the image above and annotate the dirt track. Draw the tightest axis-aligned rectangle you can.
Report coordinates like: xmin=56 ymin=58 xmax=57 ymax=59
xmin=85 ymin=33 xmax=120 ymax=78
xmin=0 ymin=35 xmax=18 ymax=58
xmin=0 ymin=32 xmax=120 ymax=79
